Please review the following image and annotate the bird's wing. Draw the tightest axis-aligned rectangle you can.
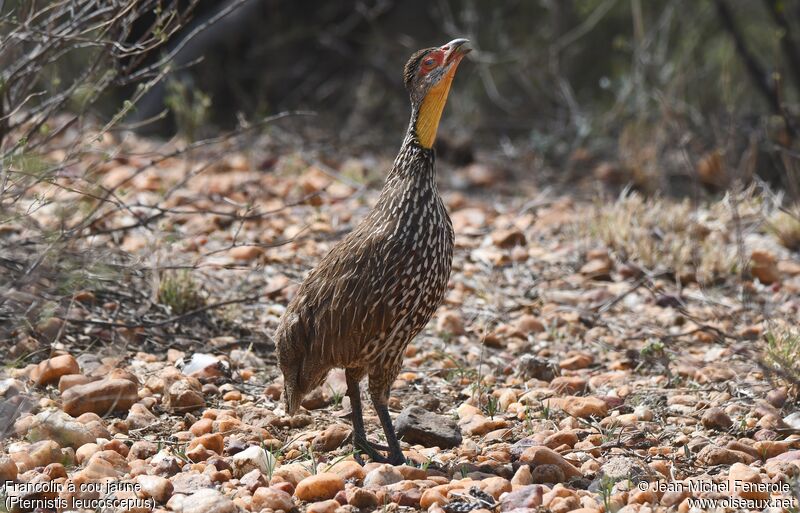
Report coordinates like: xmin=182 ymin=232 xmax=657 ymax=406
xmin=280 ymin=223 xmax=407 ymax=363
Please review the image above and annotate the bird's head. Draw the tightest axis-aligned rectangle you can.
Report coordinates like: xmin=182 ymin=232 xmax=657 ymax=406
xmin=404 ymin=38 xmax=471 ymax=149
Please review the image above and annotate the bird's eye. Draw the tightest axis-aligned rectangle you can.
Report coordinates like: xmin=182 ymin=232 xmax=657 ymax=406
xmin=423 ymin=57 xmax=436 ymax=67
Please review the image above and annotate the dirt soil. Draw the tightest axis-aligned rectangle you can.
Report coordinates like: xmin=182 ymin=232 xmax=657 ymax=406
xmin=1 ymin=130 xmax=800 ymax=513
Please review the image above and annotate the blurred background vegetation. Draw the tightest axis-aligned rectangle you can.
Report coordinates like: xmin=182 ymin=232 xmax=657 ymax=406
xmin=3 ymin=0 xmax=800 ymax=197
xmin=1 ymin=0 xmax=799 ymax=371
xmin=116 ymin=0 xmax=800 ymax=198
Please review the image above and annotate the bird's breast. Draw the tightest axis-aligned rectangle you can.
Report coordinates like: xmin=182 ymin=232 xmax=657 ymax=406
xmin=375 ymin=190 xmax=453 ymax=303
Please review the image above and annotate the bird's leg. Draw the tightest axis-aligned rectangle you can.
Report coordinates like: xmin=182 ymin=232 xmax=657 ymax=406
xmin=369 ymin=374 xmax=406 ymax=466
xmin=374 ymin=399 xmax=405 ymax=465
xmin=346 ymin=369 xmax=389 ymax=463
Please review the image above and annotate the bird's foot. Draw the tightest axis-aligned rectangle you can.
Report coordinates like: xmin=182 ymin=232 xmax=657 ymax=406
xmin=385 ymin=449 xmax=406 ymax=466
xmin=351 ymin=435 xmax=399 ymax=465
xmin=354 ymin=448 xmax=406 ymax=466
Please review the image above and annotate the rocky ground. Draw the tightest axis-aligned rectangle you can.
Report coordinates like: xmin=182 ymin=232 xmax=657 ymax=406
xmin=1 ymin=129 xmax=800 ymax=513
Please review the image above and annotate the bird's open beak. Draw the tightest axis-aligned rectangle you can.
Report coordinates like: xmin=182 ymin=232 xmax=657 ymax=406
xmin=442 ymin=38 xmax=471 ymax=65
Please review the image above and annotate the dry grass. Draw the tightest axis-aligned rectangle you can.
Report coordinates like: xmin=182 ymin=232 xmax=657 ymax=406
xmin=581 ymin=189 xmax=765 ymax=283
xmin=764 ymin=326 xmax=800 ymax=389
xmin=157 ymin=270 xmax=205 ymax=315
xmin=767 ymin=206 xmax=800 ymax=251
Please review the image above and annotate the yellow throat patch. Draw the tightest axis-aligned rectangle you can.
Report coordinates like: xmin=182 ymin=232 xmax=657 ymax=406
xmin=415 ymin=66 xmax=458 ymax=149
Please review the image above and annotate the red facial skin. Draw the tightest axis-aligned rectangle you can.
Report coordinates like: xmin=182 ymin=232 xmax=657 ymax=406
xmin=417 ymin=40 xmax=471 ymax=79
xmin=418 ymin=50 xmax=445 ymax=77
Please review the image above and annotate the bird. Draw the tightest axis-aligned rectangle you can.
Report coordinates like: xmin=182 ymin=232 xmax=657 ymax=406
xmin=275 ymin=38 xmax=470 ymax=465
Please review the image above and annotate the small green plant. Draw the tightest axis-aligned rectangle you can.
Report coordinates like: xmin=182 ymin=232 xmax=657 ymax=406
xmin=637 ymin=338 xmax=672 ymax=379
xmin=759 ymin=443 xmax=769 ymax=462
xmin=165 ymin=78 xmax=212 ymax=141
xmin=302 ymin=444 xmax=318 ymax=475
xmin=639 ymin=338 xmax=665 ymax=358
xmin=263 ymin=442 xmax=282 ymax=480
xmin=420 ymin=455 xmax=433 ymax=471
xmin=483 ymin=393 xmax=499 ymax=419
xmin=539 ymin=401 xmax=551 ymax=421
xmin=522 ymin=406 xmax=535 ymax=434
xmin=322 ymin=451 xmax=356 ymax=473
xmin=3 ymin=350 xmax=34 ymax=369
xmin=329 ymin=385 xmax=344 ymax=410
xmin=547 ymin=323 xmax=560 ymax=341
xmin=174 ymin=444 xmax=190 ymax=464
xmin=600 ymin=421 xmax=621 ymax=444
xmin=380 ymin=490 xmax=392 ymax=513
xmin=598 ymin=474 xmax=618 ymax=513
xmin=157 ymin=270 xmax=204 ymax=315
xmin=438 ymin=352 xmax=477 ymax=383
xmin=579 ymin=415 xmax=621 ymax=443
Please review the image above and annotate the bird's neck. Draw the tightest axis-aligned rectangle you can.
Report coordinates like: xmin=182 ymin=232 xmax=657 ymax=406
xmin=386 ymin=127 xmax=436 ymax=183
xmin=372 ymin=134 xmax=442 ymax=231
xmin=374 ymin=127 xmax=438 ymax=212
xmin=412 ymin=69 xmax=456 ymax=149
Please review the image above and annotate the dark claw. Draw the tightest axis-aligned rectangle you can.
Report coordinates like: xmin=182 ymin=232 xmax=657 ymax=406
xmin=386 ymin=450 xmax=406 ymax=466
xmin=352 ymin=434 xmax=392 ymax=464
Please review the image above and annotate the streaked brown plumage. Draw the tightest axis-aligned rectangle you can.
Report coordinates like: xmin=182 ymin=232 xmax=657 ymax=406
xmin=275 ymin=39 xmax=470 ymax=464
